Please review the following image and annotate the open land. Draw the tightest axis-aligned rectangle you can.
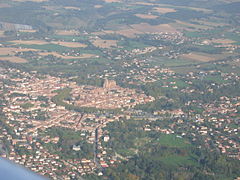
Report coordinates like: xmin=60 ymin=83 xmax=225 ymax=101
xmin=0 ymin=47 xmax=37 ymax=56
xmin=211 ymin=39 xmax=236 ymax=44
xmin=153 ymin=7 xmax=177 ymax=14
xmin=55 ymin=30 xmax=80 ymax=36
xmin=10 ymin=40 xmax=49 ymax=45
xmin=180 ymin=52 xmax=222 ymax=62
xmin=0 ymin=31 xmax=6 ymax=38
xmin=91 ymin=39 xmax=118 ymax=49
xmin=103 ymin=0 xmax=122 ymax=3
xmin=0 ymin=3 xmax=11 ymax=8
xmin=39 ymin=52 xmax=97 ymax=59
xmin=12 ymin=0 xmax=48 ymax=2
xmin=64 ymin=7 xmax=81 ymax=10
xmin=135 ymin=14 xmax=158 ymax=19
xmin=131 ymin=23 xmax=177 ymax=33
xmin=0 ymin=56 xmax=27 ymax=63
xmin=51 ymin=41 xmax=87 ymax=48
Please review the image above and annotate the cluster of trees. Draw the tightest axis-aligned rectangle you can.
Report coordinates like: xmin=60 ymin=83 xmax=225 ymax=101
xmin=43 ymin=127 xmax=93 ymax=160
xmin=101 ymin=120 xmax=240 ymax=180
xmin=104 ymin=150 xmax=240 ymax=180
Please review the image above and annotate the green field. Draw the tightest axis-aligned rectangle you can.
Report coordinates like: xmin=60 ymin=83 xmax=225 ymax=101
xmin=19 ymin=44 xmax=73 ymax=52
xmin=159 ymin=154 xmax=197 ymax=167
xmin=155 ymin=134 xmax=190 ymax=148
xmin=49 ymin=35 xmax=89 ymax=41
xmin=118 ymin=40 xmax=148 ymax=51
xmin=152 ymin=56 xmax=199 ymax=67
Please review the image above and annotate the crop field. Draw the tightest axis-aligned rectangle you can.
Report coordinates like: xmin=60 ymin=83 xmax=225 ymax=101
xmin=51 ymin=41 xmax=87 ymax=48
xmin=95 ymin=23 xmax=177 ymax=38
xmin=92 ymin=39 xmax=118 ymax=49
xmin=211 ymin=39 xmax=236 ymax=44
xmin=0 ymin=31 xmax=5 ymax=38
xmin=131 ymin=23 xmax=177 ymax=33
xmin=0 ymin=3 xmax=11 ymax=8
xmin=10 ymin=40 xmax=49 ymax=45
xmin=98 ymin=23 xmax=177 ymax=38
xmin=103 ymin=0 xmax=121 ymax=3
xmin=0 ymin=56 xmax=27 ymax=63
xmin=0 ymin=47 xmax=37 ymax=56
xmin=94 ymin=5 xmax=103 ymax=8
xmin=64 ymin=7 xmax=81 ymax=10
xmin=18 ymin=30 xmax=37 ymax=33
xmin=224 ymin=32 xmax=240 ymax=44
xmin=10 ymin=40 xmax=87 ymax=48
xmin=55 ymin=30 xmax=79 ymax=36
xmin=134 ymin=2 xmax=156 ymax=6
xmin=12 ymin=0 xmax=48 ymax=2
xmin=117 ymin=40 xmax=147 ymax=51
xmin=49 ymin=34 xmax=88 ymax=41
xmin=115 ymin=28 xmax=144 ymax=38
xmin=193 ymin=20 xmax=227 ymax=27
xmin=180 ymin=52 xmax=220 ymax=62
xmin=171 ymin=20 xmax=212 ymax=31
xmin=153 ymin=7 xmax=177 ymax=14
xmin=135 ymin=14 xmax=158 ymax=19
xmin=156 ymin=3 xmax=212 ymax=13
xmin=39 ymin=52 xmax=97 ymax=59
xmin=17 ymin=44 xmax=74 ymax=52
xmin=152 ymin=56 xmax=199 ymax=67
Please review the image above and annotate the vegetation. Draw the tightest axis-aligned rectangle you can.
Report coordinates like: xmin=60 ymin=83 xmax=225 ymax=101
xmin=102 ymin=120 xmax=240 ymax=180
xmin=43 ymin=127 xmax=93 ymax=160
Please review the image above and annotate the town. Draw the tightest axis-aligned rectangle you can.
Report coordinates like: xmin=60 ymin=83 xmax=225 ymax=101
xmin=0 ymin=0 xmax=240 ymax=179
xmin=0 ymin=56 xmax=239 ymax=179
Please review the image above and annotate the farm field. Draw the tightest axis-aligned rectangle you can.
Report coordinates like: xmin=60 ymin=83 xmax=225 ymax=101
xmin=153 ymin=7 xmax=177 ymax=14
xmin=211 ymin=39 xmax=236 ymax=44
xmin=55 ymin=30 xmax=80 ymax=36
xmin=92 ymin=39 xmax=118 ymax=49
xmin=10 ymin=40 xmax=49 ymax=45
xmin=179 ymin=52 xmax=221 ymax=62
xmin=10 ymin=40 xmax=87 ymax=48
xmin=51 ymin=41 xmax=87 ymax=48
xmin=131 ymin=23 xmax=177 ymax=34
xmin=0 ymin=47 xmax=37 ymax=56
xmin=0 ymin=56 xmax=27 ymax=63
xmin=12 ymin=0 xmax=48 ymax=2
xmin=135 ymin=14 xmax=159 ymax=19
xmin=0 ymin=31 xmax=6 ymax=37
xmin=39 ymin=52 xmax=97 ymax=59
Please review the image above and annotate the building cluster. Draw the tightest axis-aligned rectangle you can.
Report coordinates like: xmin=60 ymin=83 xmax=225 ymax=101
xmin=0 ymin=54 xmax=239 ymax=179
xmin=0 ymin=67 xmax=154 ymax=178
xmin=71 ymin=79 xmax=154 ymax=109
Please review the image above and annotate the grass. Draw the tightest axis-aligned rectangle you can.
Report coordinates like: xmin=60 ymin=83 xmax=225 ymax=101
xmin=19 ymin=44 xmax=73 ymax=52
xmin=203 ymin=75 xmax=227 ymax=84
xmin=20 ymin=103 xmax=34 ymax=109
xmin=152 ymin=56 xmax=199 ymax=67
xmin=183 ymin=28 xmax=225 ymax=38
xmin=225 ymin=32 xmax=240 ymax=44
xmin=194 ymin=45 xmax=223 ymax=54
xmin=52 ymin=88 xmax=73 ymax=108
xmin=159 ymin=154 xmax=197 ymax=167
xmin=155 ymin=134 xmax=190 ymax=148
xmin=117 ymin=40 xmax=148 ymax=50
xmin=49 ymin=34 xmax=89 ymax=41
xmin=117 ymin=148 xmax=136 ymax=157
xmin=160 ymin=77 xmax=188 ymax=88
